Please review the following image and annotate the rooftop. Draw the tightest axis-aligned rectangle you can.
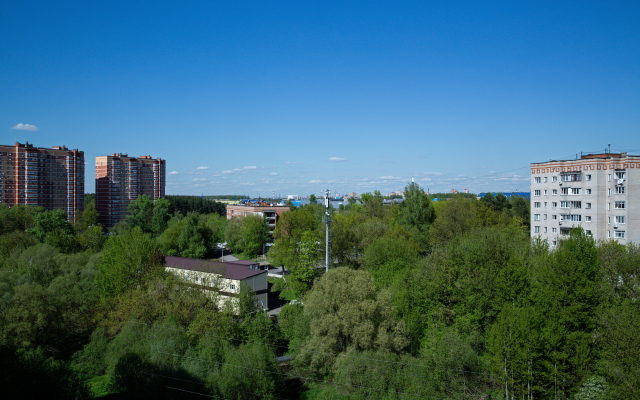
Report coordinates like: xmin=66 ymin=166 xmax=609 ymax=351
xmin=532 ymin=152 xmax=639 ymax=165
xmin=165 ymin=256 xmax=266 ymax=280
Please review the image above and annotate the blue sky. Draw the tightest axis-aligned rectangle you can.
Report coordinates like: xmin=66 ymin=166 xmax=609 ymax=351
xmin=2 ymin=1 xmax=639 ymax=196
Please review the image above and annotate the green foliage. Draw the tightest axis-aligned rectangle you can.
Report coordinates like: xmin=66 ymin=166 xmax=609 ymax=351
xmin=270 ymin=207 xmax=317 ymax=267
xmin=151 ymin=197 xmax=171 ymax=236
xmin=166 ymin=195 xmax=226 ymax=216
xmin=289 ymin=230 xmax=319 ymax=296
xmin=0 ymin=346 xmax=89 ymax=399
xmin=27 ymin=209 xmax=78 ymax=253
xmin=575 ymin=376 xmax=611 ymax=400
xmin=397 ymin=181 xmax=435 ymax=250
xmin=299 ymin=267 xmax=409 ymax=373
xmin=0 ymin=204 xmax=41 ymax=235
xmin=362 ymin=236 xmax=418 ymax=288
xmin=95 ymin=227 xmax=160 ymax=299
xmin=125 ymin=194 xmax=155 ymax=234
xmin=224 ymin=214 xmax=269 ymax=257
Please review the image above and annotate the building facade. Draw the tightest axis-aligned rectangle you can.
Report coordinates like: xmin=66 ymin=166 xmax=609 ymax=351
xmin=95 ymin=153 xmax=166 ymax=228
xmin=165 ymin=256 xmax=269 ymax=312
xmin=0 ymin=142 xmax=84 ymax=222
xmin=226 ymin=202 xmax=290 ymax=235
xmin=530 ymin=152 xmax=639 ymax=245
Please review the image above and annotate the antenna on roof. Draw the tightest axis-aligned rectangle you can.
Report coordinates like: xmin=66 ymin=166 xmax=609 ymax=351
xmin=608 ymin=143 xmax=611 ymax=154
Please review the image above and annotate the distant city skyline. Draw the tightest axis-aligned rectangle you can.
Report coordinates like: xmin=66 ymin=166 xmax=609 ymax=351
xmin=3 ymin=2 xmax=639 ymax=196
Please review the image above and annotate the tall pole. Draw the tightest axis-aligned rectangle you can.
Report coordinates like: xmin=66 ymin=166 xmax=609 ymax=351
xmin=325 ymin=189 xmax=331 ymax=273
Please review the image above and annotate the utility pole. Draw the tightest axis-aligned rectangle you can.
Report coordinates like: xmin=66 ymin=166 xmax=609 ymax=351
xmin=324 ymin=189 xmax=331 ymax=272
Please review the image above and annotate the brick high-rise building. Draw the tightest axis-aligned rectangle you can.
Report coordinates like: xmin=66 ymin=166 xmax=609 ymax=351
xmin=95 ymin=153 xmax=166 ymax=228
xmin=0 ymin=142 xmax=85 ymax=222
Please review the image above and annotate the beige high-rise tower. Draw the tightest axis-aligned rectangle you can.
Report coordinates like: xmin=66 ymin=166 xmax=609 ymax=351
xmin=530 ymin=152 xmax=639 ymax=245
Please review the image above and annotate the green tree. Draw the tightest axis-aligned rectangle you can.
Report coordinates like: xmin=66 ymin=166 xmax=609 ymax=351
xmin=151 ymin=197 xmax=171 ymax=236
xmin=289 ymin=230 xmax=318 ymax=296
xmin=95 ymin=227 xmax=160 ymax=299
xmin=269 ymin=208 xmax=316 ymax=267
xmin=298 ymin=267 xmax=409 ymax=373
xmin=125 ymin=194 xmax=155 ymax=234
xmin=398 ymin=182 xmax=434 ymax=250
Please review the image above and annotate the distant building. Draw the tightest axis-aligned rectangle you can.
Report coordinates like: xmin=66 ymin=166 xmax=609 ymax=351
xmin=450 ymin=189 xmax=459 ymax=194
xmin=464 ymin=189 xmax=469 ymax=194
xmin=479 ymin=192 xmax=530 ymax=199
xmin=349 ymin=192 xmax=358 ymax=198
xmin=226 ymin=202 xmax=290 ymax=235
xmin=165 ymin=256 xmax=268 ymax=312
xmin=95 ymin=153 xmax=166 ymax=228
xmin=0 ymin=142 xmax=84 ymax=222
xmin=530 ymin=152 xmax=640 ymax=245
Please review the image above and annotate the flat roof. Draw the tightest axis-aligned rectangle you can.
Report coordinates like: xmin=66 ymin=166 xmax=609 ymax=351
xmin=532 ymin=152 xmax=639 ymax=165
xmin=165 ymin=256 xmax=266 ymax=281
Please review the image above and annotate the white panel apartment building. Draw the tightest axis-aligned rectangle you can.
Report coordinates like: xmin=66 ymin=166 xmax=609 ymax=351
xmin=530 ymin=152 xmax=639 ymax=245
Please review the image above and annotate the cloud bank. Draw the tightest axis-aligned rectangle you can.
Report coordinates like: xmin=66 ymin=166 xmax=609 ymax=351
xmin=10 ymin=123 xmax=39 ymax=131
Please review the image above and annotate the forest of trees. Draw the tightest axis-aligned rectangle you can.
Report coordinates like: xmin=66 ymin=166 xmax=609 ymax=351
xmin=0 ymin=185 xmax=638 ymax=399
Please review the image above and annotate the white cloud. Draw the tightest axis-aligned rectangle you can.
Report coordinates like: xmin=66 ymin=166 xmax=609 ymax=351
xmin=221 ymin=170 xmax=233 ymax=174
xmin=168 ymin=171 xmax=179 ymax=175
xmin=197 ymin=166 xmax=210 ymax=170
xmin=192 ymin=178 xmax=209 ymax=181
xmin=244 ymin=166 xmax=257 ymax=170
xmin=270 ymin=172 xmax=278 ymax=176
xmin=10 ymin=123 xmax=39 ymax=131
xmin=329 ymin=157 xmax=346 ymax=162
xmin=238 ymin=182 xmax=252 ymax=186
xmin=285 ymin=161 xmax=301 ymax=164
xmin=379 ymin=176 xmax=402 ymax=180
xmin=309 ymin=180 xmax=322 ymax=183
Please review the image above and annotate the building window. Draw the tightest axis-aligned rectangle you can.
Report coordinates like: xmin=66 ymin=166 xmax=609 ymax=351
xmin=608 ymin=174 xmax=611 ymax=182
xmin=608 ymin=217 xmax=611 ymax=224
xmin=615 ymin=186 xmax=625 ymax=194
xmin=586 ymin=203 xmax=591 ymax=209
xmin=552 ymin=189 xmax=557 ymax=195
xmin=607 ymin=203 xmax=610 ymax=211
xmin=585 ymin=216 xmax=591 ymax=222
xmin=544 ymin=190 xmax=548 ymax=195
xmin=544 ymin=202 xmax=548 ymax=207
xmin=552 ymin=176 xmax=558 ymax=182
xmin=534 ymin=214 xmax=541 ymax=221
xmin=552 ymin=240 xmax=557 ymax=246
xmin=615 ymin=231 xmax=625 ymax=239
xmin=230 ymin=284 xmax=236 ymax=290
xmin=534 ymin=202 xmax=541 ymax=208
xmin=608 ymin=231 xmax=611 ymax=238
xmin=544 ymin=177 xmax=548 ymax=183
xmin=534 ymin=177 xmax=541 ymax=184
xmin=561 ymin=201 xmax=570 ymax=208
xmin=615 ymin=171 xmax=626 ymax=180
xmin=544 ymin=214 xmax=548 ymax=220
xmin=534 ymin=226 xmax=540 ymax=233
xmin=616 ymin=216 xmax=625 ymax=224
xmin=572 ymin=188 xmax=581 ymax=195
xmin=586 ymin=230 xmax=592 ymax=236
xmin=552 ymin=202 xmax=557 ymax=208
xmin=615 ymin=201 xmax=625 ymax=209
xmin=552 ymin=227 xmax=557 ymax=233
xmin=560 ymin=214 xmax=582 ymax=222
xmin=586 ymin=189 xmax=592 ymax=194
xmin=608 ymin=189 xmax=611 ymax=196
xmin=552 ymin=215 xmax=557 ymax=220
xmin=586 ymin=174 xmax=591 ymax=181
xmin=562 ymin=173 xmax=582 ymax=182
xmin=544 ymin=227 xmax=548 ymax=233
xmin=534 ymin=190 xmax=541 ymax=196
xmin=561 ymin=188 xmax=569 ymax=195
